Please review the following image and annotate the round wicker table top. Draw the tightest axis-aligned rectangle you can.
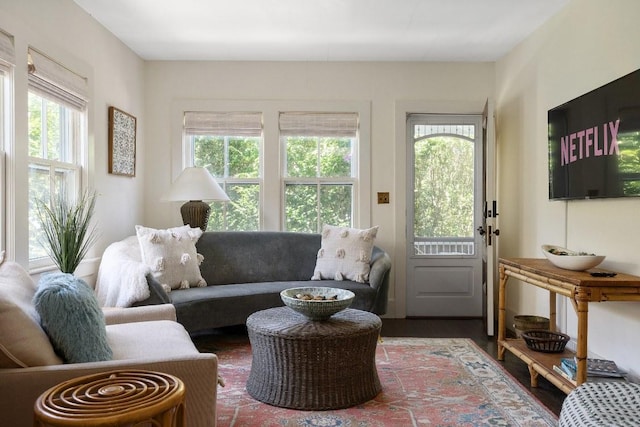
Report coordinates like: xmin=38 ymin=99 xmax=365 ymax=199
xmin=247 ymin=306 xmax=382 ymax=338
xmin=33 ymin=369 xmax=185 ymax=427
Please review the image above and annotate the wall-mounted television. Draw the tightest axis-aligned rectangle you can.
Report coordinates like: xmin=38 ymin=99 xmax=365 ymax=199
xmin=548 ymin=68 xmax=640 ymax=200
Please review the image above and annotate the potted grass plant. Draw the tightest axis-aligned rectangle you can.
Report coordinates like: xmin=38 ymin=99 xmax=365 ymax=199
xmin=35 ymin=191 xmax=99 ymax=274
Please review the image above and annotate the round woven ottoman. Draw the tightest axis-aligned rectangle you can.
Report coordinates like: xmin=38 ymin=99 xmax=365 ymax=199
xmin=246 ymin=307 xmax=382 ymax=410
xmin=559 ymin=381 xmax=640 ymax=426
xmin=34 ymin=370 xmax=185 ymax=427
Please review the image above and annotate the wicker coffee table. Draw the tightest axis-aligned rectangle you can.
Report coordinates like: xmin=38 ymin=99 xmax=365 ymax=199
xmin=246 ymin=307 xmax=382 ymax=410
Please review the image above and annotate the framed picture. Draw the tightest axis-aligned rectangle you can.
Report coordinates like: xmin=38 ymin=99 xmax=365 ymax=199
xmin=108 ymin=106 xmax=137 ymax=177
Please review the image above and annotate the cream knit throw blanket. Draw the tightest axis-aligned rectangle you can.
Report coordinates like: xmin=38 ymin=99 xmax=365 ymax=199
xmin=95 ymin=236 xmax=150 ymax=307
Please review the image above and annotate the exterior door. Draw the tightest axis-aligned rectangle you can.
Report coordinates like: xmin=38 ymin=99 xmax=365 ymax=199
xmin=406 ymin=114 xmax=483 ymax=317
xmin=481 ymin=99 xmax=499 ymax=335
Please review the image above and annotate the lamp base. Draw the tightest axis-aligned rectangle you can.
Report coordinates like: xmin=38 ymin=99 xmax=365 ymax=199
xmin=180 ymin=200 xmax=211 ymax=231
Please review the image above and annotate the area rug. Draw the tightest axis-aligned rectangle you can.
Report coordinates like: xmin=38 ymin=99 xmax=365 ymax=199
xmin=203 ymin=337 xmax=557 ymax=427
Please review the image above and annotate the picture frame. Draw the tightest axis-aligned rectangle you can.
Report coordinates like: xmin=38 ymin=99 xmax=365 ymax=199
xmin=108 ymin=106 xmax=137 ymax=177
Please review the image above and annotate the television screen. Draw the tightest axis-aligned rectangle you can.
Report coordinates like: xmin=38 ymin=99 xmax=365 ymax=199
xmin=548 ymin=68 xmax=640 ymax=200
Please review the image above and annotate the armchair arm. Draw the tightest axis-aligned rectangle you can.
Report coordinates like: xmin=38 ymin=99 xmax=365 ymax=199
xmin=102 ymin=304 xmax=177 ymax=325
xmin=0 ymin=354 xmax=218 ymax=427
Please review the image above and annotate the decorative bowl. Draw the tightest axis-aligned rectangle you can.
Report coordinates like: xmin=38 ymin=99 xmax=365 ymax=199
xmin=541 ymin=244 xmax=605 ymax=271
xmin=280 ymin=287 xmax=355 ymax=320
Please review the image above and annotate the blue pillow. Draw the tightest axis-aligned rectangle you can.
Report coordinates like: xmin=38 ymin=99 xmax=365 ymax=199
xmin=33 ymin=273 xmax=112 ymax=363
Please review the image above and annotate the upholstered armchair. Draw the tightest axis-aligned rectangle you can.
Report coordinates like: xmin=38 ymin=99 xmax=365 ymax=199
xmin=0 ymin=255 xmax=218 ymax=427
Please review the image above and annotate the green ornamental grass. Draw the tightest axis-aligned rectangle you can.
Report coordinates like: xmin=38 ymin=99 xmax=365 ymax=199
xmin=35 ymin=191 xmax=99 ymax=274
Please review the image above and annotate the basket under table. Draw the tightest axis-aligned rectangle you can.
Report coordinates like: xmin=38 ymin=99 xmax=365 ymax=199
xmin=246 ymin=307 xmax=382 ymax=410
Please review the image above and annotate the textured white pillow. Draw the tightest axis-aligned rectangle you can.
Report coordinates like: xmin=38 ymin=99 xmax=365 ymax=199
xmin=135 ymin=225 xmax=206 ymax=291
xmin=312 ymin=225 xmax=379 ymax=283
xmin=0 ymin=251 xmax=63 ymax=368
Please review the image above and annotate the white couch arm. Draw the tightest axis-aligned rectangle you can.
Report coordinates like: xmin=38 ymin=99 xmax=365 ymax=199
xmin=102 ymin=304 xmax=177 ymax=325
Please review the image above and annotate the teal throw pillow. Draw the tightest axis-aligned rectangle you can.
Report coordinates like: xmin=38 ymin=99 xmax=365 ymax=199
xmin=33 ymin=273 xmax=112 ymax=363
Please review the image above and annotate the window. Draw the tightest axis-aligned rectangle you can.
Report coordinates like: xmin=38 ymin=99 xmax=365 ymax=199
xmin=185 ymin=111 xmax=262 ymax=231
xmin=0 ymin=29 xmax=15 ymax=254
xmin=280 ymin=112 xmax=358 ymax=233
xmin=180 ymin=101 xmax=370 ymax=233
xmin=27 ymin=48 xmax=88 ymax=265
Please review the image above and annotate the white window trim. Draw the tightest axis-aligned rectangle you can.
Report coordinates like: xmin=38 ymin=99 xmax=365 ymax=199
xmin=171 ymin=99 xmax=371 ymax=231
xmin=0 ymin=61 xmax=13 ymax=258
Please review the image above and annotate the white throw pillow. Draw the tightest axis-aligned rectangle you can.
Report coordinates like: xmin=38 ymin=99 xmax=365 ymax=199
xmin=311 ymin=225 xmax=379 ymax=283
xmin=135 ymin=225 xmax=207 ymax=291
xmin=0 ymin=251 xmax=63 ymax=368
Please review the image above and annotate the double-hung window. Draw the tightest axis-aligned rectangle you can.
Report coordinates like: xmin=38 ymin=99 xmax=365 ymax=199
xmin=0 ymin=29 xmax=14 ymax=253
xmin=27 ymin=48 xmax=88 ymax=265
xmin=184 ymin=111 xmax=262 ymax=231
xmin=280 ymin=112 xmax=358 ymax=233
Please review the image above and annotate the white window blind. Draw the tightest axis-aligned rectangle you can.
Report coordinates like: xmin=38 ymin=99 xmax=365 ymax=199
xmin=27 ymin=47 xmax=88 ymax=111
xmin=184 ymin=111 xmax=263 ymax=136
xmin=279 ymin=112 xmax=358 ymax=137
xmin=0 ymin=28 xmax=15 ymax=72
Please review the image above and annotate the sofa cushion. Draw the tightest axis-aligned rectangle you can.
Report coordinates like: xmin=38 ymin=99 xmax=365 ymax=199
xmin=34 ymin=273 xmax=112 ymax=363
xmin=107 ymin=320 xmax=199 ymax=359
xmin=312 ymin=225 xmax=378 ymax=283
xmin=136 ymin=225 xmax=206 ymax=290
xmin=0 ymin=251 xmax=62 ymax=368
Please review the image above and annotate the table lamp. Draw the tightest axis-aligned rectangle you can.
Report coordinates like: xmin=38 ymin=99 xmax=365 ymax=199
xmin=164 ymin=166 xmax=230 ymax=231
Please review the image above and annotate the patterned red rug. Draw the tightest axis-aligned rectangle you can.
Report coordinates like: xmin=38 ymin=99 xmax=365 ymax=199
xmin=205 ymin=337 xmax=557 ymax=426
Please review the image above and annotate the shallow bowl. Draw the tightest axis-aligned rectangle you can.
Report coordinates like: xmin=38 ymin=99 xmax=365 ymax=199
xmin=541 ymin=244 xmax=605 ymax=271
xmin=280 ymin=287 xmax=355 ymax=320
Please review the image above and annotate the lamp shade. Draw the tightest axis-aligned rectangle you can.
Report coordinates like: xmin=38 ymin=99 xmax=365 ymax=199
xmin=164 ymin=167 xmax=230 ymax=202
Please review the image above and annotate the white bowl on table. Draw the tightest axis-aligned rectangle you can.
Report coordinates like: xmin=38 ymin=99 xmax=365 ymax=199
xmin=541 ymin=244 xmax=605 ymax=271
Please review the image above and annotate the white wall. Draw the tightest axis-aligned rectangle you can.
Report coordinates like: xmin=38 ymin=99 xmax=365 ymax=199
xmin=143 ymin=61 xmax=495 ymax=317
xmin=496 ymin=0 xmax=640 ymax=378
xmin=0 ymin=0 xmax=146 ymax=279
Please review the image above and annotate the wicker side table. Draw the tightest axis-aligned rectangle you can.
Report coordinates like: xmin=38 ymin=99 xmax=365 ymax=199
xmin=34 ymin=370 xmax=185 ymax=427
xmin=246 ymin=307 xmax=382 ymax=410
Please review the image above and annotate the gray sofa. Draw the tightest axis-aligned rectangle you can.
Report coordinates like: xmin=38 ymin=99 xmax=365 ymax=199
xmin=137 ymin=231 xmax=392 ymax=333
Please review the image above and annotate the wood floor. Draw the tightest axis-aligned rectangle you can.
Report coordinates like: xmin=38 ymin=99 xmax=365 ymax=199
xmin=194 ymin=317 xmax=567 ymax=417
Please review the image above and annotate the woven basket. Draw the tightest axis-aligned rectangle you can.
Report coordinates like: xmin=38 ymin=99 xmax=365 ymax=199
xmin=522 ymin=330 xmax=570 ymax=353
xmin=513 ymin=315 xmax=550 ymax=337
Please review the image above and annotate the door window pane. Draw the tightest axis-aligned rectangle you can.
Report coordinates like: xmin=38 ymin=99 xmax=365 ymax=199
xmin=413 ymin=129 xmax=475 ymax=256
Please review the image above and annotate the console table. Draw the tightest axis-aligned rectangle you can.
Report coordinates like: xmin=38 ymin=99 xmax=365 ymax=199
xmin=497 ymin=258 xmax=640 ymax=394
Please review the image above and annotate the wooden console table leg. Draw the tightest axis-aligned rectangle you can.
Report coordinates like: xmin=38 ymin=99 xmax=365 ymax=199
xmin=528 ymin=365 xmax=539 ymax=388
xmin=575 ymin=294 xmax=589 ymax=385
xmin=497 ymin=265 xmax=507 ymax=360
xmin=549 ymin=292 xmax=557 ymax=332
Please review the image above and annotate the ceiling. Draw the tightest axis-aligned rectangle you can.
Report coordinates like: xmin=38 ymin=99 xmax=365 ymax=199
xmin=72 ymin=0 xmax=569 ymax=62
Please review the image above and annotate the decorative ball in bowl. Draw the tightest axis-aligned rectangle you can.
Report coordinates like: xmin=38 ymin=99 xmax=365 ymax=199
xmin=542 ymin=244 xmax=605 ymax=271
xmin=280 ymin=287 xmax=355 ymax=320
